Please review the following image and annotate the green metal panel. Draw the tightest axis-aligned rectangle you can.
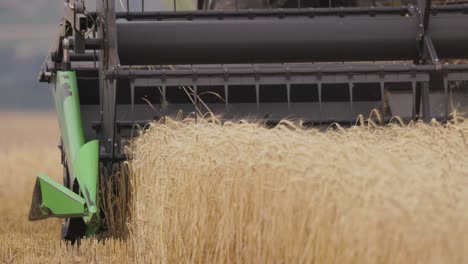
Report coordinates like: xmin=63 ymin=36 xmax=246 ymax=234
xmin=29 ymin=174 xmax=87 ymax=220
xmin=29 ymin=71 xmax=101 ymax=236
xmin=55 ymin=71 xmax=85 ymax=168
xmin=73 ymin=140 xmax=100 ymax=228
xmin=54 ymin=71 xmax=101 ymax=233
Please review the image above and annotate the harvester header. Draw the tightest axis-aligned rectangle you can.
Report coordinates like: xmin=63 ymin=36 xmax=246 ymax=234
xmin=31 ymin=0 xmax=468 ymax=242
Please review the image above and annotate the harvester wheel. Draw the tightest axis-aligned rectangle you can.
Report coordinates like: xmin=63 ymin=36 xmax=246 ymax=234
xmin=61 ymin=161 xmax=87 ymax=244
xmin=61 ymin=218 xmax=86 ymax=245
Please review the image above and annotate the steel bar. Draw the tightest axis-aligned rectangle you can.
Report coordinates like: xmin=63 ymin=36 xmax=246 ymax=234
xmin=431 ymin=3 xmax=468 ymax=12
xmin=110 ymin=65 xmax=468 ymax=98
xmin=162 ymin=82 xmax=167 ymax=116
xmin=424 ymin=1 xmax=432 ymax=27
xmin=112 ymin=5 xmax=468 ymax=20
xmin=224 ymin=83 xmax=229 ymax=112
xmin=318 ymin=83 xmax=322 ymax=123
xmin=69 ymin=38 xmax=101 ymax=50
xmin=443 ymin=76 xmax=449 ymax=119
xmin=51 ymin=52 xmax=99 ymax=62
xmin=93 ymin=116 xmax=453 ymax=137
xmin=115 ymin=6 xmax=412 ymax=20
xmin=113 ymin=64 xmax=468 ymax=78
xmin=96 ymin=0 xmax=119 ymax=170
xmin=416 ymin=0 xmax=434 ymax=121
xmin=130 ymin=78 xmax=135 ymax=115
xmin=194 ymin=82 xmax=198 ymax=120
xmin=349 ymin=82 xmax=354 ymax=125
xmin=421 ymin=82 xmax=431 ymax=121
xmin=380 ymin=81 xmax=385 ymax=115
xmin=131 ymin=73 xmax=430 ymax=86
xmin=415 ymin=82 xmax=422 ymax=118
xmin=412 ymin=80 xmax=417 ymax=120
xmin=256 ymin=82 xmax=260 ymax=114
xmin=117 ymin=13 xmax=468 ymax=65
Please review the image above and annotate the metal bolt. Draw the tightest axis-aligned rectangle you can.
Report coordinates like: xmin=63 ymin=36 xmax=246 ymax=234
xmin=62 ymin=38 xmax=71 ymax=63
xmin=62 ymin=38 xmax=70 ymax=49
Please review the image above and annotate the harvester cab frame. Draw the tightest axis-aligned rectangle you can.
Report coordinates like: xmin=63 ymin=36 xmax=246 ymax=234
xmin=31 ymin=0 xmax=468 ymax=242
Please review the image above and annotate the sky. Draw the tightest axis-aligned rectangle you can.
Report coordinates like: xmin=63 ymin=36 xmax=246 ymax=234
xmin=0 ymin=0 xmax=61 ymax=110
xmin=0 ymin=0 xmax=170 ymax=111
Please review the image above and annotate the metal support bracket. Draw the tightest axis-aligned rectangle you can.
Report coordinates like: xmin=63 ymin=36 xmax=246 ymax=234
xmin=416 ymin=0 xmax=438 ymax=121
xmin=97 ymin=0 xmax=120 ymax=178
xmin=63 ymin=0 xmax=87 ymax=54
xmin=417 ymin=0 xmax=441 ymax=67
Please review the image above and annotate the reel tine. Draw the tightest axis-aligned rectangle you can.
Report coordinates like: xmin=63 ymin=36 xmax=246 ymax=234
xmin=415 ymin=82 xmax=422 ymax=120
xmin=224 ymin=68 xmax=229 ymax=115
xmin=194 ymin=82 xmax=198 ymax=122
xmin=256 ymin=82 xmax=260 ymax=115
xmin=444 ymin=75 xmax=449 ymax=120
xmin=318 ymin=82 xmax=322 ymax=125
xmin=287 ymin=82 xmax=291 ymax=114
xmin=255 ymin=67 xmax=260 ymax=115
xmin=412 ymin=80 xmax=417 ymax=120
xmin=224 ymin=83 xmax=229 ymax=115
xmin=349 ymin=82 xmax=354 ymax=125
xmin=130 ymin=77 xmax=135 ymax=119
xmin=380 ymin=80 xmax=385 ymax=117
xmin=162 ymin=81 xmax=167 ymax=119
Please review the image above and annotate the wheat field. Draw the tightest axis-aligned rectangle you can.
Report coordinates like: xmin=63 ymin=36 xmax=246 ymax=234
xmin=2 ymin=112 xmax=468 ymax=263
xmin=129 ymin=116 xmax=468 ymax=263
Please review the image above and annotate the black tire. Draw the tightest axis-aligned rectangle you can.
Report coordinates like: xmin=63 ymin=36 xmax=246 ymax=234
xmin=61 ymin=161 xmax=87 ymax=244
xmin=61 ymin=217 xmax=86 ymax=245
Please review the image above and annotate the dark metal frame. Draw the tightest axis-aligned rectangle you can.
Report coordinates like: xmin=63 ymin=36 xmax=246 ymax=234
xmin=41 ymin=0 xmax=468 ymax=170
xmin=96 ymin=0 xmax=119 ymax=168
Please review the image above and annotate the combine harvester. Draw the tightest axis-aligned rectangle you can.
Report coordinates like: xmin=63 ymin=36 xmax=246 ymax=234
xmin=29 ymin=0 xmax=468 ymax=242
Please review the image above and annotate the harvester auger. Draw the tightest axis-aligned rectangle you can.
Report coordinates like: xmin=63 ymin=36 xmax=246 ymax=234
xmin=30 ymin=0 xmax=468 ymax=242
